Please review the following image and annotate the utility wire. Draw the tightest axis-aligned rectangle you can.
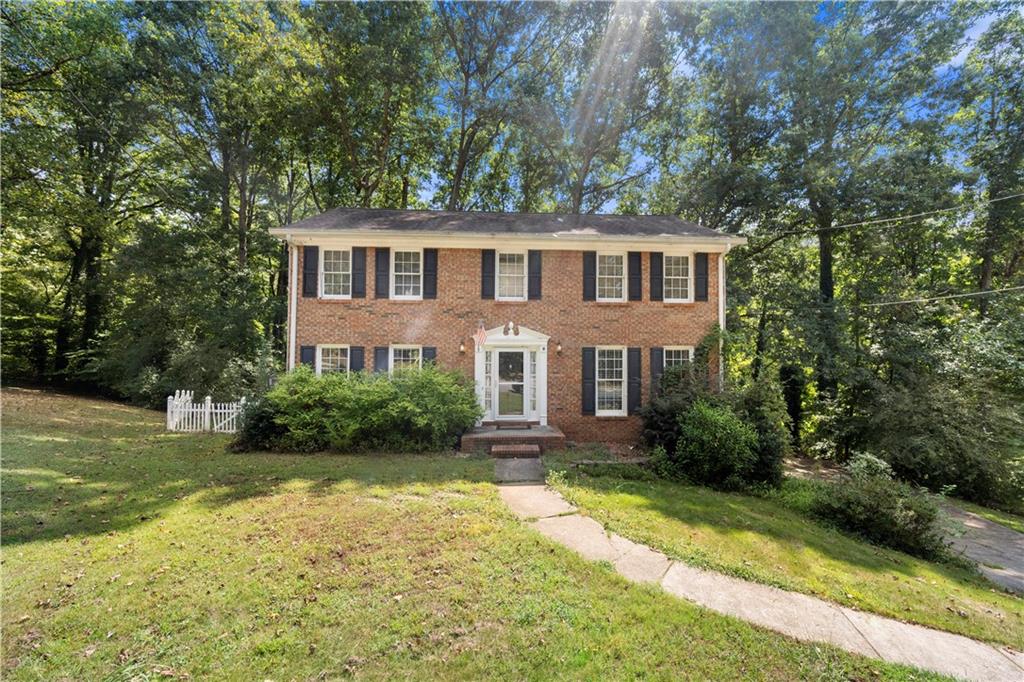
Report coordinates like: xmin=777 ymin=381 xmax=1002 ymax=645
xmin=745 ymin=191 xmax=1024 ymax=243
xmin=861 ymin=285 xmax=1024 ymax=307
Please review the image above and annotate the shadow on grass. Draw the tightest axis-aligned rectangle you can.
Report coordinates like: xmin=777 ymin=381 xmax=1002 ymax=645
xmin=1 ymin=388 xmax=493 ymax=546
xmin=545 ymin=457 xmax=999 ymax=590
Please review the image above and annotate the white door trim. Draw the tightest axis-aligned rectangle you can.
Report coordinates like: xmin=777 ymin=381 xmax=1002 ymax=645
xmin=473 ymin=324 xmax=549 ymax=425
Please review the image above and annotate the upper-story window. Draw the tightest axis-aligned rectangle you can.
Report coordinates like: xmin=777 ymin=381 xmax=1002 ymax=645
xmin=664 ymin=346 xmax=693 ymax=367
xmin=392 ymin=250 xmax=422 ymax=299
xmin=664 ymin=254 xmax=692 ymax=302
xmin=497 ymin=251 xmax=527 ymax=300
xmin=321 ymin=249 xmax=352 ymax=298
xmin=597 ymin=253 xmax=625 ymax=301
xmin=317 ymin=345 xmax=349 ymax=374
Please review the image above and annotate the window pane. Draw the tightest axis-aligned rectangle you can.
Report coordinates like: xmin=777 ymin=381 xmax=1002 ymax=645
xmin=597 ymin=254 xmax=624 ymax=300
xmin=320 ymin=347 xmax=348 ymax=373
xmin=393 ymin=251 xmax=421 ymax=297
xmin=664 ymin=348 xmax=691 ymax=366
xmin=392 ymin=347 xmax=421 ymax=371
xmin=664 ymin=255 xmax=689 ymax=300
xmin=497 ymin=252 xmax=526 ymax=298
xmin=323 ymin=250 xmax=352 ymax=296
xmin=596 ymin=349 xmax=624 ymax=412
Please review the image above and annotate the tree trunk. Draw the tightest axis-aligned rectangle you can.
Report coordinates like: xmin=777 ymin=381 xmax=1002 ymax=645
xmin=815 ymin=210 xmax=838 ymax=398
xmin=751 ymin=301 xmax=769 ymax=381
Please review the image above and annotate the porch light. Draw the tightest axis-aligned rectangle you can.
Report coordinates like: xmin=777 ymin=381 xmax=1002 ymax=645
xmin=556 ymin=341 xmax=563 ymax=354
xmin=459 ymin=340 xmax=466 ymax=354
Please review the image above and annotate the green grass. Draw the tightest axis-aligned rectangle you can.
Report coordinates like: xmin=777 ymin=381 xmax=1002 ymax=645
xmin=951 ymin=498 xmax=1024 ymax=535
xmin=544 ymin=454 xmax=1023 ymax=650
xmin=1 ymin=389 xmax=948 ymax=680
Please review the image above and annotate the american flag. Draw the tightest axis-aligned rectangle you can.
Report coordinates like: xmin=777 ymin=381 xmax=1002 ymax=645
xmin=473 ymin=323 xmax=488 ymax=350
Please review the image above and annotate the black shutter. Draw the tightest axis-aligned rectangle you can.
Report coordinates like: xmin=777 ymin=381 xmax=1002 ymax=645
xmin=650 ymin=252 xmax=663 ymax=302
xmin=695 ymin=253 xmax=709 ymax=301
xmin=528 ymin=250 xmax=542 ymax=300
xmin=650 ymin=347 xmax=664 ymax=396
xmin=481 ymin=249 xmax=495 ymax=299
xmin=628 ymin=252 xmax=642 ymax=301
xmin=423 ymin=248 xmax=438 ymax=299
xmin=582 ymin=252 xmax=597 ymax=301
xmin=374 ymin=346 xmax=389 ymax=373
xmin=375 ymin=248 xmax=390 ymax=298
xmin=351 ymin=248 xmax=366 ymax=298
xmin=422 ymin=346 xmax=437 ymax=364
xmin=302 ymin=246 xmax=319 ymax=298
xmin=349 ymin=346 xmax=364 ymax=372
xmin=581 ymin=347 xmax=596 ymax=415
xmin=300 ymin=345 xmax=316 ymax=368
xmin=627 ymin=347 xmax=642 ymax=414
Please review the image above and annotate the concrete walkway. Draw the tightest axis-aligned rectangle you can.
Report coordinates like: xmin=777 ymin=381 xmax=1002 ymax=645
xmin=944 ymin=504 xmax=1024 ymax=594
xmin=499 ymin=484 xmax=1024 ymax=682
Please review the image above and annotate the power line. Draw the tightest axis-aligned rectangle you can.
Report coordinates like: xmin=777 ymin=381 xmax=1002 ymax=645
xmin=861 ymin=285 xmax=1024 ymax=307
xmin=745 ymin=191 xmax=1024 ymax=243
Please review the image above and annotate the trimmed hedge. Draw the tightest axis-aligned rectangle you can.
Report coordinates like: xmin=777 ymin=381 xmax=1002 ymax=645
xmin=234 ymin=365 xmax=482 ymax=452
xmin=653 ymin=400 xmax=759 ymax=490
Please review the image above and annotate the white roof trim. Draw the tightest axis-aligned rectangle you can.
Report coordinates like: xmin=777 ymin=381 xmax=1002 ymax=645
xmin=271 ymin=228 xmax=746 ymax=252
xmin=482 ymin=323 xmax=549 ymax=346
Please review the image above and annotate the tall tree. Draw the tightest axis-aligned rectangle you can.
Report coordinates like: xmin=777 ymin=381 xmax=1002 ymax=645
xmin=952 ymin=10 xmax=1024 ymax=314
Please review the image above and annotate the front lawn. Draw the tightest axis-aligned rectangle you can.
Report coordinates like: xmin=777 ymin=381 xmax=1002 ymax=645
xmin=546 ymin=456 xmax=1024 ymax=650
xmin=1 ymin=389 xmax=942 ymax=680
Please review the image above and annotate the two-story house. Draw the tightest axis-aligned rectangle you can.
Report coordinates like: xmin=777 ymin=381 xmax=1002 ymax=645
xmin=270 ymin=208 xmax=745 ymax=445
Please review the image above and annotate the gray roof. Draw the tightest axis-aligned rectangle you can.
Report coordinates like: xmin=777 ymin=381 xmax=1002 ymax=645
xmin=272 ymin=207 xmax=731 ymax=239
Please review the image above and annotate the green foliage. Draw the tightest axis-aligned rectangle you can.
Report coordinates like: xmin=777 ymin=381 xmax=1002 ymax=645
xmin=729 ymin=379 xmax=791 ymax=487
xmin=234 ymin=365 xmax=482 ymax=453
xmin=639 ymin=362 xmax=715 ymax=456
xmin=660 ymin=400 xmax=759 ymax=490
xmin=846 ymin=452 xmax=894 ymax=481
xmin=811 ymin=475 xmax=948 ymax=561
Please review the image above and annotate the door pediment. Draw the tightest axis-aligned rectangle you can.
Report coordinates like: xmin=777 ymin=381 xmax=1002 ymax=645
xmin=480 ymin=323 xmax=549 ymax=348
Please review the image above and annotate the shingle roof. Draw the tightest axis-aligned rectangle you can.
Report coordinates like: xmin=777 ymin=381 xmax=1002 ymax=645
xmin=272 ymin=207 xmax=731 ymax=239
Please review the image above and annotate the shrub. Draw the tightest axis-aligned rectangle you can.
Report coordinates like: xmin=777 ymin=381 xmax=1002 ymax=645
xmin=811 ymin=475 xmax=947 ymax=560
xmin=234 ymin=397 xmax=287 ymax=451
xmin=846 ymin=451 xmax=894 ymax=480
xmin=640 ymin=362 xmax=715 ymax=456
xmin=232 ymin=365 xmax=481 ymax=453
xmin=730 ymin=380 xmax=791 ymax=487
xmin=664 ymin=400 xmax=758 ymax=490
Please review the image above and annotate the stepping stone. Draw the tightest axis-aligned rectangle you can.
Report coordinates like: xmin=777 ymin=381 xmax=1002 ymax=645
xmin=531 ymin=515 xmax=620 ymax=563
xmin=494 ymin=457 xmax=545 ymax=483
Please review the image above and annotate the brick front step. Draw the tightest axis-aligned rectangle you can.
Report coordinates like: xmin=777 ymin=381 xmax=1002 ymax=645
xmin=491 ymin=444 xmax=541 ymax=459
xmin=460 ymin=424 xmax=566 ymax=454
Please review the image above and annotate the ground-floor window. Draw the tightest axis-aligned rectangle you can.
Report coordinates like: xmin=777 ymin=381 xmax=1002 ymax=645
xmin=664 ymin=346 xmax=693 ymax=367
xmin=317 ymin=345 xmax=349 ymax=375
xmin=596 ymin=347 xmax=626 ymax=416
xmin=390 ymin=345 xmax=422 ymax=373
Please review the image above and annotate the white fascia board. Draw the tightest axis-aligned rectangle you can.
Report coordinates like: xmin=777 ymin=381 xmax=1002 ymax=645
xmin=270 ymin=228 xmax=747 ymax=253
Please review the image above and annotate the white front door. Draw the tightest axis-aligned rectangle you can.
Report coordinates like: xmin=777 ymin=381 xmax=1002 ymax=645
xmin=494 ymin=349 xmax=527 ymax=419
xmin=474 ymin=324 xmax=549 ymax=425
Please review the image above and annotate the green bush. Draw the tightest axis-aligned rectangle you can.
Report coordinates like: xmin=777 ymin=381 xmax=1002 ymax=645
xmin=234 ymin=397 xmax=288 ymax=451
xmin=730 ymin=380 xmax=791 ymax=487
xmin=811 ymin=475 xmax=947 ymax=560
xmin=661 ymin=400 xmax=759 ymax=490
xmin=640 ymin=363 xmax=715 ymax=456
xmin=846 ymin=451 xmax=894 ymax=480
xmin=233 ymin=365 xmax=482 ymax=453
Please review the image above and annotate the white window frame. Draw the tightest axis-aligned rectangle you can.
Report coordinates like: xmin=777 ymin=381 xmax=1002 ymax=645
xmin=595 ymin=346 xmax=627 ymax=417
xmin=389 ymin=344 xmax=422 ymax=374
xmin=663 ymin=252 xmax=694 ymax=303
xmin=496 ymin=250 xmax=528 ymax=301
xmin=390 ymin=248 xmax=423 ymax=300
xmin=596 ymin=252 xmax=627 ymax=302
xmin=316 ymin=344 xmax=350 ymax=375
xmin=663 ymin=346 xmax=695 ymax=367
xmin=320 ymin=248 xmax=352 ymax=299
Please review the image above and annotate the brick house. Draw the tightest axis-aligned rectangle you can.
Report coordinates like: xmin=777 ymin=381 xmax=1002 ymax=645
xmin=271 ymin=208 xmax=745 ymax=444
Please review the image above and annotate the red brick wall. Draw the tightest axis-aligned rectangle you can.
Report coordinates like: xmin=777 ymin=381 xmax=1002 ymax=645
xmin=292 ymin=247 xmax=721 ymax=443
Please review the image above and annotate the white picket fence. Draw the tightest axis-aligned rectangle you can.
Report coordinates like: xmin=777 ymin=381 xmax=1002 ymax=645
xmin=166 ymin=390 xmax=246 ymax=433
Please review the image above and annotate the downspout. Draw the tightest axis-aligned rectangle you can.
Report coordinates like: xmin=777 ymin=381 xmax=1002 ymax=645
xmin=718 ymin=246 xmax=730 ymax=390
xmin=287 ymin=241 xmax=298 ymax=371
